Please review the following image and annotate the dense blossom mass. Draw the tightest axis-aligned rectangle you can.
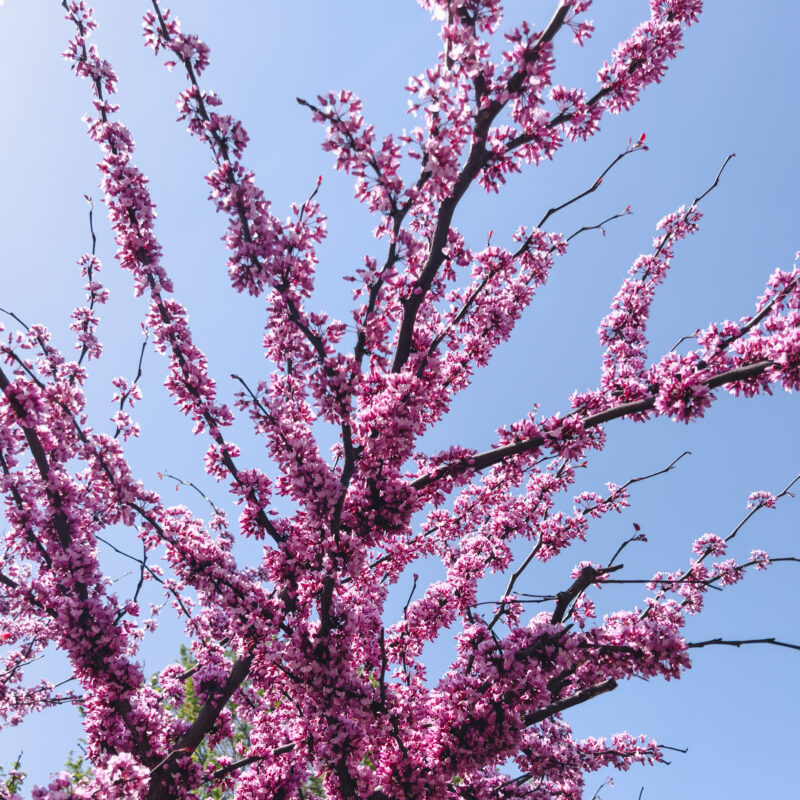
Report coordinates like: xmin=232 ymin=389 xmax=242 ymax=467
xmin=0 ymin=1 xmax=797 ymax=798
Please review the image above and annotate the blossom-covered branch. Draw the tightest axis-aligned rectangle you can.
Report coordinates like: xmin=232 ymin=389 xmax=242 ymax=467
xmin=0 ymin=1 xmax=797 ymax=798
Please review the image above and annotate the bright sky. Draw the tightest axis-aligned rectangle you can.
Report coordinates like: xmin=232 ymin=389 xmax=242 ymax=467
xmin=0 ymin=1 xmax=798 ymax=797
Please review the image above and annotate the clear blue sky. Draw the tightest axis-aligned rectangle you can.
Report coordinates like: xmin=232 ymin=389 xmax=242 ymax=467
xmin=0 ymin=1 xmax=798 ymax=796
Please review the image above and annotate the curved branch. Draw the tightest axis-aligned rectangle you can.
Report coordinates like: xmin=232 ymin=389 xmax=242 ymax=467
xmin=390 ymin=3 xmax=578 ymax=374
xmin=524 ymin=678 xmax=617 ymax=725
xmin=411 ymin=360 xmax=773 ymax=492
xmin=688 ymin=637 xmax=800 ymax=653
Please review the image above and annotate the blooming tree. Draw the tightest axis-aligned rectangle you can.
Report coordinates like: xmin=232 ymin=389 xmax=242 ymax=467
xmin=0 ymin=1 xmax=798 ymax=798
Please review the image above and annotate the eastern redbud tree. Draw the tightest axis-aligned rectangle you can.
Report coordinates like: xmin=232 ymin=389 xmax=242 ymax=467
xmin=0 ymin=1 xmax=798 ymax=798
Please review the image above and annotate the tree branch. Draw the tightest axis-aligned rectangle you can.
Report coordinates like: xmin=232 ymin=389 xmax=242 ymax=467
xmin=687 ymin=637 xmax=800 ymax=652
xmin=412 ymin=360 xmax=773 ymax=492
xmin=524 ymin=678 xmax=617 ymax=725
xmin=149 ymin=655 xmax=253 ymax=797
